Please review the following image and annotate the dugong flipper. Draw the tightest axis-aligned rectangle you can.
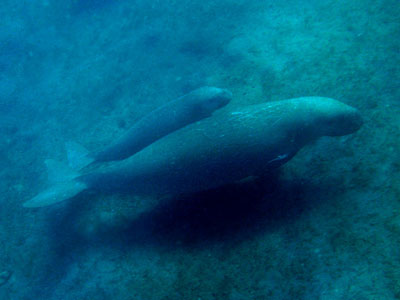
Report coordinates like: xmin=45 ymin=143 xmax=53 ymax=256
xmin=24 ymin=97 xmax=362 ymax=208
xmin=68 ymin=86 xmax=232 ymax=169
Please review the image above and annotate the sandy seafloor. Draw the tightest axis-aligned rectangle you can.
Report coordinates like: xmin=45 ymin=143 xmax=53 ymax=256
xmin=0 ymin=0 xmax=399 ymax=299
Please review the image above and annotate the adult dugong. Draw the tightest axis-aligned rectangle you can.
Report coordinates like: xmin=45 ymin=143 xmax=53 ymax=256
xmin=24 ymin=97 xmax=362 ymax=208
xmin=68 ymin=86 xmax=232 ymax=168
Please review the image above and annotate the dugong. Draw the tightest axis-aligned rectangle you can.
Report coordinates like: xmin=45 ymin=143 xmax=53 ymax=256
xmin=24 ymin=97 xmax=362 ymax=208
xmin=69 ymin=86 xmax=232 ymax=169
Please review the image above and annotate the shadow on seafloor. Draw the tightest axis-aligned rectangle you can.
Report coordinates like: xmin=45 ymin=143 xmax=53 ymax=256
xmin=47 ymin=171 xmax=323 ymax=251
xmin=27 ymin=171 xmax=330 ymax=297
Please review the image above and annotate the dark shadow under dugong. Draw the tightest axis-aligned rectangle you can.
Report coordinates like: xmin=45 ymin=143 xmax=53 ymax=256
xmin=24 ymin=97 xmax=362 ymax=208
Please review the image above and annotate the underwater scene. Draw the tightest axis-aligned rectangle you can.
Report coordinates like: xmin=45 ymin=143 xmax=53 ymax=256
xmin=0 ymin=0 xmax=399 ymax=299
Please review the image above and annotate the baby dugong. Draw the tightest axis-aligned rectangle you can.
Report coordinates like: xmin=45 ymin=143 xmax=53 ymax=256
xmin=68 ymin=86 xmax=232 ymax=168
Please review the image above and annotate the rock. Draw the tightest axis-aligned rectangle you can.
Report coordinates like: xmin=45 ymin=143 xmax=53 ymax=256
xmin=95 ymin=259 xmax=118 ymax=274
xmin=0 ymin=270 xmax=11 ymax=286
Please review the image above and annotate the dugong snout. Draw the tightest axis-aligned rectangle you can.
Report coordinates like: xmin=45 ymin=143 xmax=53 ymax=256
xmin=330 ymin=106 xmax=363 ymax=136
xmin=319 ymin=100 xmax=363 ymax=137
xmin=300 ymin=97 xmax=363 ymax=137
xmin=192 ymin=86 xmax=233 ymax=114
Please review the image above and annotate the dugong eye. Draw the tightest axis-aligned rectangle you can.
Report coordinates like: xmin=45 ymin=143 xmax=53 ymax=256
xmin=208 ymin=98 xmax=222 ymax=108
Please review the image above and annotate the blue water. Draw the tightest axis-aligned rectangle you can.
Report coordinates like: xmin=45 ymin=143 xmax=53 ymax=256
xmin=0 ymin=0 xmax=399 ymax=299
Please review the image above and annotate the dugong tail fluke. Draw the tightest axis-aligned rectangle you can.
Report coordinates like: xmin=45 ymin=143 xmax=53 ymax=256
xmin=66 ymin=141 xmax=95 ymax=170
xmin=23 ymin=160 xmax=87 ymax=208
